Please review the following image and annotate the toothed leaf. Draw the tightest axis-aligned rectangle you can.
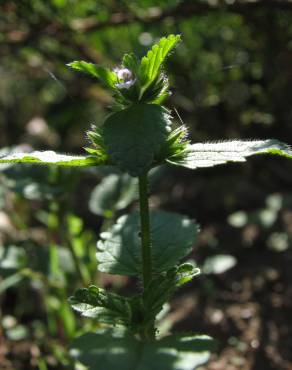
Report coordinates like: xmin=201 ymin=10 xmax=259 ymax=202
xmin=143 ymin=263 xmax=200 ymax=322
xmin=67 ymin=61 xmax=118 ymax=89
xmin=71 ymin=329 xmax=215 ymax=370
xmin=103 ymin=104 xmax=171 ymax=176
xmin=139 ymin=34 xmax=181 ymax=86
xmin=69 ymin=285 xmax=132 ymax=326
xmin=96 ymin=210 xmax=198 ymax=276
xmin=167 ymin=139 xmax=292 ymax=169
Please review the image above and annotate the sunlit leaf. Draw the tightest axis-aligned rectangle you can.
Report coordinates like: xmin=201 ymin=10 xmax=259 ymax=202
xmin=139 ymin=34 xmax=181 ymax=86
xmin=67 ymin=61 xmax=118 ymax=89
xmin=168 ymin=139 xmax=292 ymax=169
xmin=0 ymin=151 xmax=102 ymax=166
xmin=96 ymin=210 xmax=198 ymax=276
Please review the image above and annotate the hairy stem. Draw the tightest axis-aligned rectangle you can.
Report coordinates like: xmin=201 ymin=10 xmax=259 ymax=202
xmin=138 ymin=173 xmax=155 ymax=340
xmin=138 ymin=173 xmax=152 ymax=288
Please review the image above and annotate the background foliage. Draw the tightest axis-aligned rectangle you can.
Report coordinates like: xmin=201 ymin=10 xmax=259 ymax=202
xmin=0 ymin=1 xmax=292 ymax=369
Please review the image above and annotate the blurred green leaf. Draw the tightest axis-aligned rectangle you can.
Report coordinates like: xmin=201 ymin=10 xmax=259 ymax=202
xmin=0 ymin=272 xmax=25 ymax=294
xmin=89 ymin=174 xmax=137 ymax=217
xmin=1 ymin=165 xmax=76 ymax=201
xmin=97 ymin=210 xmax=198 ymax=276
xmin=203 ymin=255 xmax=237 ymax=275
xmin=6 ymin=324 xmax=29 ymax=341
xmin=0 ymin=245 xmax=26 ymax=272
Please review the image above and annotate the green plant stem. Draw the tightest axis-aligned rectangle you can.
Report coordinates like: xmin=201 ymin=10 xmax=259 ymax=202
xmin=138 ymin=173 xmax=152 ymax=288
xmin=138 ymin=173 xmax=155 ymax=340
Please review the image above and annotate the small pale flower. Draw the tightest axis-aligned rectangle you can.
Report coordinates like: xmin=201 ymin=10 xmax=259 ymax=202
xmin=116 ymin=68 xmax=132 ymax=81
xmin=114 ymin=67 xmax=136 ymax=90
xmin=116 ymin=80 xmax=136 ymax=89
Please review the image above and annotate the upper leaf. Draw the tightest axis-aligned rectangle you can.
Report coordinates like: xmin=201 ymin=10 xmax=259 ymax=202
xmin=122 ymin=53 xmax=140 ymax=76
xmin=0 ymin=151 xmax=102 ymax=166
xmin=67 ymin=61 xmax=118 ymax=90
xmin=167 ymin=139 xmax=292 ymax=169
xmin=139 ymin=34 xmax=181 ymax=86
xmin=71 ymin=329 xmax=215 ymax=370
xmin=69 ymin=285 xmax=132 ymax=326
xmin=103 ymin=103 xmax=171 ymax=176
xmin=96 ymin=210 xmax=198 ymax=276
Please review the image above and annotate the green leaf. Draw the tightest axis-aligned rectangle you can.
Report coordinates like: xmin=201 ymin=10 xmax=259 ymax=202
xmin=168 ymin=139 xmax=292 ymax=169
xmin=174 ymin=262 xmax=201 ymax=287
xmin=103 ymin=104 xmax=171 ymax=176
xmin=89 ymin=174 xmax=137 ymax=217
xmin=71 ymin=329 xmax=215 ymax=370
xmin=158 ymin=125 xmax=189 ymax=162
xmin=122 ymin=53 xmax=140 ymax=76
xmin=96 ymin=210 xmax=198 ymax=276
xmin=143 ymin=264 xmax=200 ymax=322
xmin=69 ymin=285 xmax=132 ymax=326
xmin=0 ymin=151 xmax=102 ymax=166
xmin=67 ymin=61 xmax=118 ymax=89
xmin=139 ymin=34 xmax=181 ymax=86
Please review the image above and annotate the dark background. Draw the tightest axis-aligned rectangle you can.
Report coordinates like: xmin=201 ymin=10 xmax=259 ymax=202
xmin=0 ymin=1 xmax=292 ymax=369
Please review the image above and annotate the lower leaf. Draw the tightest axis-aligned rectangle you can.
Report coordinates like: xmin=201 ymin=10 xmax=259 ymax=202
xmin=69 ymin=285 xmax=132 ymax=326
xmin=96 ymin=210 xmax=198 ymax=276
xmin=143 ymin=263 xmax=200 ymax=324
xmin=71 ymin=329 xmax=216 ymax=370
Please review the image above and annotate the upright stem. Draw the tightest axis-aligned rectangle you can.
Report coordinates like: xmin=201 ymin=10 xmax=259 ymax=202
xmin=138 ymin=173 xmax=152 ymax=289
xmin=138 ymin=173 xmax=155 ymax=339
